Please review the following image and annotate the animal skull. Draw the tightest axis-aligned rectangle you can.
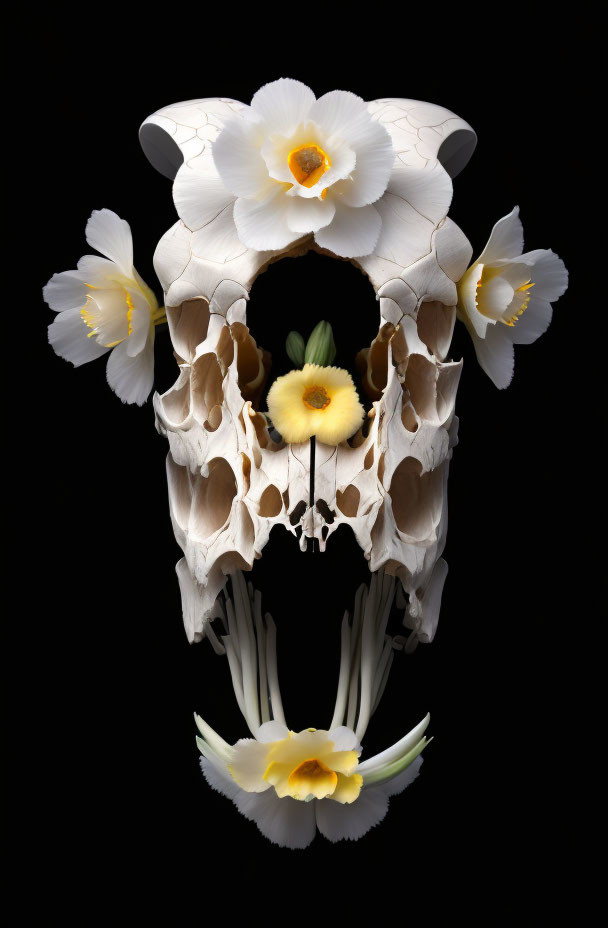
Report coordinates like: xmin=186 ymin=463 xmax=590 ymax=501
xmin=139 ymin=95 xmax=476 ymax=646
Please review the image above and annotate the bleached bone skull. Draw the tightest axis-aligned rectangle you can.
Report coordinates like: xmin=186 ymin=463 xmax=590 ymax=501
xmin=139 ymin=95 xmax=476 ymax=645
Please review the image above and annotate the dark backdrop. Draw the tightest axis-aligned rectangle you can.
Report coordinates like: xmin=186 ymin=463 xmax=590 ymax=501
xmin=14 ymin=13 xmax=593 ymax=923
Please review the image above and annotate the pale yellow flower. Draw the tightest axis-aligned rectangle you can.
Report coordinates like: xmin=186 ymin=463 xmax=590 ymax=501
xmin=228 ymin=725 xmax=363 ymax=804
xmin=267 ymin=363 xmax=364 ymax=445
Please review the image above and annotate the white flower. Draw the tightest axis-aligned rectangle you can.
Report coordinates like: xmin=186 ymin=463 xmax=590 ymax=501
xmin=196 ymin=715 xmax=428 ymax=849
xmin=456 ymin=207 xmax=568 ymax=388
xmin=174 ymin=78 xmax=395 ymax=259
xmin=44 ymin=209 xmax=164 ymax=405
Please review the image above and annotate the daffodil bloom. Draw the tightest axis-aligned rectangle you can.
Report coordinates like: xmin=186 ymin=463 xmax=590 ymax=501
xmin=44 ymin=209 xmax=165 ymax=405
xmin=267 ymin=363 xmax=364 ymax=445
xmin=195 ymin=571 xmax=429 ymax=848
xmin=176 ymin=78 xmax=395 ymax=258
xmin=456 ymin=207 xmax=568 ymax=388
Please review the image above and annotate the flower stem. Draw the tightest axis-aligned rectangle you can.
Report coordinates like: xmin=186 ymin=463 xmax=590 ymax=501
xmin=309 ymin=435 xmax=316 ymax=553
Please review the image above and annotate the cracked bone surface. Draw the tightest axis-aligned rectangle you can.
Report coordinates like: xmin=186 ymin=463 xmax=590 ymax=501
xmin=140 ymin=96 xmax=476 ymax=645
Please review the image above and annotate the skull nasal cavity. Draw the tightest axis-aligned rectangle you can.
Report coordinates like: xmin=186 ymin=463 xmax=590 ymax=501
xmin=192 ymin=458 xmax=237 ymax=539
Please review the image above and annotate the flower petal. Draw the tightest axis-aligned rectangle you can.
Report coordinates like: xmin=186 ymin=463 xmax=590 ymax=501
xmin=256 ymin=720 xmax=290 ymax=743
xmin=330 ymin=772 xmax=363 ymax=803
xmin=173 ymin=156 xmax=236 ymax=233
xmin=43 ymin=270 xmax=87 ymax=313
xmin=212 ymin=117 xmax=270 ymax=198
xmin=315 ymin=787 xmax=388 ymax=842
xmin=228 ymin=738 xmax=271 ymax=792
xmin=510 ymin=295 xmax=553 ymax=345
xmin=126 ymin=289 xmax=153 ymax=357
xmin=286 ymin=195 xmax=335 ymax=233
xmin=379 ymin=755 xmax=423 ymax=797
xmin=233 ymin=191 xmax=301 ymax=251
xmin=308 ymin=90 xmax=368 ymax=139
xmin=85 ymin=209 xmax=134 ymax=276
xmin=106 ymin=331 xmax=155 ymax=405
xmin=478 ymin=206 xmax=524 ymax=264
xmin=233 ymin=788 xmax=317 ymax=849
xmin=48 ymin=307 xmax=109 ymax=366
xmin=470 ymin=321 xmax=515 ymax=389
xmin=314 ymin=202 xmax=381 ymax=258
xmin=200 ymin=756 xmax=242 ymax=802
xmin=327 ymin=727 xmax=361 ymax=752
xmin=250 ymin=78 xmax=315 ymax=135
xmin=519 ymin=248 xmax=568 ymax=302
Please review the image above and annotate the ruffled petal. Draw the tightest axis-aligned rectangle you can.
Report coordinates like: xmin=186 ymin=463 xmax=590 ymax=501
xmin=233 ymin=788 xmax=317 ymax=849
xmin=330 ymin=772 xmax=363 ymax=804
xmin=286 ymin=195 xmax=335 ymax=233
xmin=314 ymin=202 xmax=381 ymax=258
xmin=212 ymin=117 xmax=270 ymax=198
xmin=380 ymin=755 xmax=423 ymax=797
xmin=228 ymin=738 xmax=272 ymax=792
xmin=48 ymin=307 xmax=109 ymax=366
xmin=315 ymin=788 xmax=389 ymax=842
xmin=510 ymin=294 xmax=553 ymax=345
xmin=85 ymin=209 xmax=134 ymax=276
xmin=308 ymin=90 xmax=368 ymax=140
xmin=200 ymin=756 xmax=242 ymax=803
xmin=478 ymin=206 xmax=524 ymax=264
xmin=106 ymin=331 xmax=155 ymax=405
xmin=43 ymin=270 xmax=88 ymax=313
xmin=250 ymin=78 xmax=315 ymax=135
xmin=173 ymin=156 xmax=236 ymax=233
xmin=337 ymin=118 xmax=395 ymax=207
xmin=233 ymin=191 xmax=301 ymax=251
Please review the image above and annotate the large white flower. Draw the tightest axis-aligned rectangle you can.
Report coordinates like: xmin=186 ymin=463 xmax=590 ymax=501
xmin=44 ymin=209 xmax=164 ymax=405
xmin=196 ymin=715 xmax=428 ymax=849
xmin=174 ymin=78 xmax=395 ymax=259
xmin=457 ymin=207 xmax=568 ymax=388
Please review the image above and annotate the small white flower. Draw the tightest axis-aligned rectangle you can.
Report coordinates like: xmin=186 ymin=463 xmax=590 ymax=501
xmin=44 ymin=209 xmax=164 ymax=405
xmin=457 ymin=207 xmax=568 ymax=388
xmin=175 ymin=78 xmax=395 ymax=259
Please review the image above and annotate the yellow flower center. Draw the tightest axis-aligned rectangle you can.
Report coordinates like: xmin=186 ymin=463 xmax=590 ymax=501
xmin=303 ymin=384 xmax=331 ymax=410
xmin=503 ymin=280 xmax=535 ymax=326
xmin=287 ymin=757 xmax=338 ymax=797
xmin=288 ymin=143 xmax=331 ymax=188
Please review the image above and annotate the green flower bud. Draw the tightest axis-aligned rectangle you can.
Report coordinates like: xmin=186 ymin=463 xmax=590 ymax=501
xmin=305 ymin=321 xmax=336 ymax=367
xmin=285 ymin=331 xmax=306 ymax=367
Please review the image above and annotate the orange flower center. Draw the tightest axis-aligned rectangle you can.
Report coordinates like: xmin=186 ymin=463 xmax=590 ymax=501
xmin=303 ymin=385 xmax=331 ymax=410
xmin=288 ymin=143 xmax=331 ymax=188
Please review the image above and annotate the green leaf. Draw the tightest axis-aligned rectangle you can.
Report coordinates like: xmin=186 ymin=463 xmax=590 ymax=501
xmin=286 ymin=331 xmax=306 ymax=367
xmin=305 ymin=321 xmax=336 ymax=367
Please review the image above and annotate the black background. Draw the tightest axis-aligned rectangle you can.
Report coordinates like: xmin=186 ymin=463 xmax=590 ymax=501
xmin=13 ymin=12 xmax=595 ymax=923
